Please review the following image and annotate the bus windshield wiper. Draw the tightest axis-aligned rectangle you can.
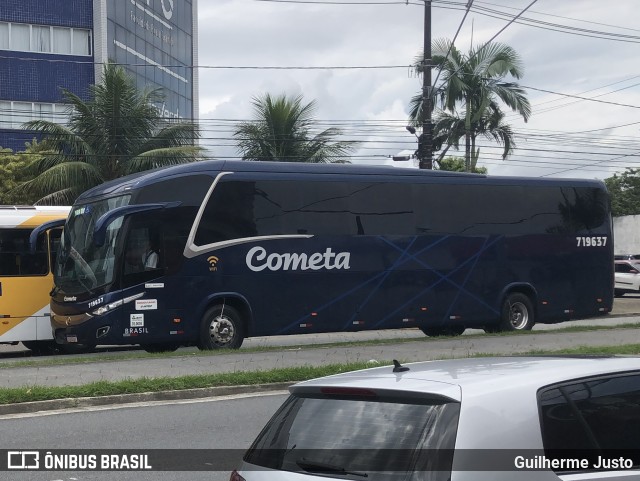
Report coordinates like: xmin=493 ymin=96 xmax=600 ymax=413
xmin=296 ymin=458 xmax=368 ymax=477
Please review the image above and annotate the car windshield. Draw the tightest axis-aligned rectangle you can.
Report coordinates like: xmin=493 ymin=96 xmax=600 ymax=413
xmin=244 ymin=393 xmax=460 ymax=481
xmin=54 ymin=195 xmax=131 ymax=295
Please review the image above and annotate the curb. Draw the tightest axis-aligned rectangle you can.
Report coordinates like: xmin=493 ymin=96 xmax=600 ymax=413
xmin=0 ymin=382 xmax=293 ymax=416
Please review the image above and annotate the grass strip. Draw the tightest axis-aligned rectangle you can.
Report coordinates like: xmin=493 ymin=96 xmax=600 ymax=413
xmin=0 ymin=362 xmax=375 ymax=405
xmin=2 ymin=321 xmax=640 ymax=370
xmin=3 ymin=344 xmax=640 ymax=405
xmin=522 ymin=344 xmax=640 ymax=356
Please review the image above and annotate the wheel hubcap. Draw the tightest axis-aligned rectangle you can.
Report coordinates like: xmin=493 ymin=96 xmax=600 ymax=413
xmin=209 ymin=316 xmax=235 ymax=345
xmin=509 ymin=302 xmax=528 ymax=329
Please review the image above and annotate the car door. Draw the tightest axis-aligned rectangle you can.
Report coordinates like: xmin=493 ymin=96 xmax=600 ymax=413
xmin=615 ymin=262 xmax=640 ymax=292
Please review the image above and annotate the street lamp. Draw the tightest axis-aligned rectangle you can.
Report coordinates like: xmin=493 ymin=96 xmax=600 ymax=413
xmin=391 ymin=126 xmax=432 ymax=167
xmin=391 ymin=150 xmax=415 ymax=162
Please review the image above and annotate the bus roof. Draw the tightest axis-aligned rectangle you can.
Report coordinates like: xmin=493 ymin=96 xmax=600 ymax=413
xmin=0 ymin=205 xmax=70 ymax=228
xmin=75 ymin=160 xmax=607 ymax=203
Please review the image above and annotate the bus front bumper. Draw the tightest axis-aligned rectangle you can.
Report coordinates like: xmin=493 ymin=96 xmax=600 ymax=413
xmin=52 ymin=310 xmax=118 ymax=345
xmin=54 ymin=324 xmax=116 ymax=345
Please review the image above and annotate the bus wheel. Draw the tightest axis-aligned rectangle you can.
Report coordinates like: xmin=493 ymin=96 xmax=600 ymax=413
xmin=420 ymin=326 xmax=465 ymax=337
xmin=142 ymin=343 xmax=180 ymax=353
xmin=614 ymin=289 xmax=624 ymax=297
xmin=500 ymin=293 xmax=534 ymax=331
xmin=21 ymin=340 xmax=57 ymax=355
xmin=198 ymin=305 xmax=245 ymax=350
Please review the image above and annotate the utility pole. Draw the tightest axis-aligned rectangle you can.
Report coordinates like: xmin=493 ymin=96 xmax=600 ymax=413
xmin=419 ymin=0 xmax=433 ymax=170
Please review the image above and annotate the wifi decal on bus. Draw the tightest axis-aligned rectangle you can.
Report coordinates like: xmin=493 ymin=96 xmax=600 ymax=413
xmin=207 ymin=256 xmax=219 ymax=271
xmin=246 ymin=246 xmax=351 ymax=272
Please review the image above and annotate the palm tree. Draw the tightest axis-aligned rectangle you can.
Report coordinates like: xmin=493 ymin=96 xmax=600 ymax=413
xmin=431 ymin=102 xmax=515 ymax=169
xmin=19 ymin=62 xmax=202 ymax=204
xmin=409 ymin=39 xmax=531 ymax=171
xmin=235 ymin=93 xmax=355 ymax=163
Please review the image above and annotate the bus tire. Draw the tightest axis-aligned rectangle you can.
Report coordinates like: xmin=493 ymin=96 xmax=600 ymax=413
xmin=142 ymin=343 xmax=180 ymax=353
xmin=614 ymin=289 xmax=624 ymax=297
xmin=198 ymin=305 xmax=245 ymax=350
xmin=500 ymin=292 xmax=534 ymax=331
xmin=420 ymin=326 xmax=465 ymax=337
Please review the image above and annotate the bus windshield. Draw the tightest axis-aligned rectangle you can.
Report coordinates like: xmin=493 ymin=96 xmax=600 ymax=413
xmin=55 ymin=195 xmax=130 ymax=295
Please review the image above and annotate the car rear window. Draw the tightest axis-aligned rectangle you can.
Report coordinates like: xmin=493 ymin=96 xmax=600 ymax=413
xmin=244 ymin=392 xmax=460 ymax=481
xmin=538 ymin=373 xmax=640 ymax=472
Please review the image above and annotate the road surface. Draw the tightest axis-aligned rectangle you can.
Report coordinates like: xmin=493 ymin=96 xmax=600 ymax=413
xmin=0 ymin=314 xmax=639 ymax=390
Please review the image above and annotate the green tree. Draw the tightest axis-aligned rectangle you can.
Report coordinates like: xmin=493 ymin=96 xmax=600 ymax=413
xmin=605 ymin=169 xmax=640 ymax=217
xmin=410 ymin=39 xmax=531 ymax=171
xmin=438 ymin=156 xmax=487 ymax=174
xmin=0 ymin=141 xmax=44 ymax=205
xmin=18 ymin=62 xmax=202 ymax=205
xmin=235 ymin=93 xmax=355 ymax=163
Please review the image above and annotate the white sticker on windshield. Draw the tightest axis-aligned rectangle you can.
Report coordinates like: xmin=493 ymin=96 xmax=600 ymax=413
xmin=135 ymin=299 xmax=158 ymax=310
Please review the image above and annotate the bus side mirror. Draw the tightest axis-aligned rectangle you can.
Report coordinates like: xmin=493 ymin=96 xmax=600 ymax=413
xmin=93 ymin=201 xmax=181 ymax=247
xmin=28 ymin=219 xmax=67 ymax=253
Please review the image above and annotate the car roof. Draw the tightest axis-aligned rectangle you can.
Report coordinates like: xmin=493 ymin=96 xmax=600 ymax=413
xmin=290 ymin=356 xmax=640 ymax=402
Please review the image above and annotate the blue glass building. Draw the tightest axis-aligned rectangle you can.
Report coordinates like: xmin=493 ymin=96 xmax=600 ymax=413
xmin=0 ymin=0 xmax=198 ymax=152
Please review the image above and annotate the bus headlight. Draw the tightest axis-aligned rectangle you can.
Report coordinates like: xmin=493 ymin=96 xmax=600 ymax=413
xmin=90 ymin=293 xmax=145 ymax=316
xmin=92 ymin=300 xmax=123 ymax=316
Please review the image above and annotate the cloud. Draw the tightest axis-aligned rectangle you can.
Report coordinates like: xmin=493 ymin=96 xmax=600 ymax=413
xmin=196 ymin=0 xmax=640 ymax=179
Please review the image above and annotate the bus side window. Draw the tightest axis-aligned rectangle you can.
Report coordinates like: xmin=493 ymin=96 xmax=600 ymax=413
xmin=49 ymin=228 xmax=63 ymax=273
xmin=22 ymin=233 xmax=48 ymax=276
xmin=122 ymin=222 xmax=165 ymax=288
xmin=0 ymin=230 xmax=47 ymax=276
xmin=0 ymin=231 xmax=19 ymax=275
xmin=195 ymin=180 xmax=258 ymax=245
xmin=0 ymin=251 xmax=18 ymax=275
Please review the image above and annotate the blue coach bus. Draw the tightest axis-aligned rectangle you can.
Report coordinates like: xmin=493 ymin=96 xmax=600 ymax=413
xmin=44 ymin=161 xmax=613 ymax=351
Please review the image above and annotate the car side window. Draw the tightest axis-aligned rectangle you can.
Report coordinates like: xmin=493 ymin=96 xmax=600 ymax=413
xmin=538 ymin=373 xmax=640 ymax=472
xmin=615 ymin=263 xmax=636 ymax=274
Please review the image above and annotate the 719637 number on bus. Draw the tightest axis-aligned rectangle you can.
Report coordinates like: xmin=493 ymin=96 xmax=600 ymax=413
xmin=576 ymin=236 xmax=607 ymax=247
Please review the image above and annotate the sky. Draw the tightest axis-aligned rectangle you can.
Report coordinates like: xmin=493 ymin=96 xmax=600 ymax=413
xmin=195 ymin=0 xmax=640 ymax=179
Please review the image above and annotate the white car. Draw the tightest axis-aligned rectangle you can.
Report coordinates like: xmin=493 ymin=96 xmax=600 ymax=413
xmin=232 ymin=356 xmax=640 ymax=481
xmin=614 ymin=260 xmax=640 ymax=296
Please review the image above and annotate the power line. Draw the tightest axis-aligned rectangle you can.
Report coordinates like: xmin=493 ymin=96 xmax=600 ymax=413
xmin=0 ymin=54 xmax=409 ymax=70
xmin=430 ymin=0 xmax=538 ymax=96
xmin=521 ymin=85 xmax=640 ymax=110
xmin=433 ymin=0 xmax=640 ymax=43
xmin=472 ymin=0 xmax=640 ymax=34
xmin=432 ymin=0 xmax=475 ymax=87
xmin=504 ymin=76 xmax=640 ymax=121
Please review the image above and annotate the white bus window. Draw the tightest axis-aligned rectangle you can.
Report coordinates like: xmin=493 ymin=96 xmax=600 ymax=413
xmin=0 ymin=229 xmax=48 ymax=276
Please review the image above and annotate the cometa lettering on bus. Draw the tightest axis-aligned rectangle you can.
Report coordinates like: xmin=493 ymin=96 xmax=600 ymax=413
xmin=246 ymin=246 xmax=351 ymax=272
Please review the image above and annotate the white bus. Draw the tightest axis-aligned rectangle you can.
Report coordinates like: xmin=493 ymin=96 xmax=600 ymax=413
xmin=0 ymin=205 xmax=70 ymax=354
